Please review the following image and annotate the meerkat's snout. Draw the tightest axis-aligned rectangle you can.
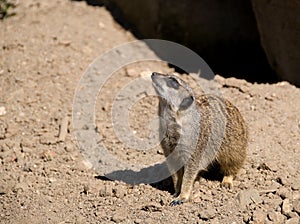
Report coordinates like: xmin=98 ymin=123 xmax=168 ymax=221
xmin=151 ymin=72 xmax=160 ymax=78
xmin=151 ymin=72 xmax=166 ymax=93
xmin=151 ymin=72 xmax=195 ymax=112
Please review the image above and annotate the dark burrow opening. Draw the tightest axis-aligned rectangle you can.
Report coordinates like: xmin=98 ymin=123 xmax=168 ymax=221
xmin=73 ymin=0 xmax=279 ymax=84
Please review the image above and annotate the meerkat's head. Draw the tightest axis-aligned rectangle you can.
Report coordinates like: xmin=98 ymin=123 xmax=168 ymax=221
xmin=151 ymin=72 xmax=195 ymax=112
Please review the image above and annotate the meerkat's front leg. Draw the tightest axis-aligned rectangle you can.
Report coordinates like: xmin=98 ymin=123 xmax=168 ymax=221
xmin=170 ymin=163 xmax=199 ymax=206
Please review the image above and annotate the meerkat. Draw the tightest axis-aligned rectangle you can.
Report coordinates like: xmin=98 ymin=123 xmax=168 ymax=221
xmin=151 ymin=72 xmax=248 ymax=206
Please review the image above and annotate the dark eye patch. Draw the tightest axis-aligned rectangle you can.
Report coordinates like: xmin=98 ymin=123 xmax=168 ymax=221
xmin=166 ymin=77 xmax=179 ymax=89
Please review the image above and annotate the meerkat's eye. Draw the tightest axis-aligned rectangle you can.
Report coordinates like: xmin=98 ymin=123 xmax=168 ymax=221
xmin=166 ymin=77 xmax=179 ymax=89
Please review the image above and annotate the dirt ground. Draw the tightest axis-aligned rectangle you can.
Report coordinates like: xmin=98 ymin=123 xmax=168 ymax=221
xmin=0 ymin=0 xmax=300 ymax=223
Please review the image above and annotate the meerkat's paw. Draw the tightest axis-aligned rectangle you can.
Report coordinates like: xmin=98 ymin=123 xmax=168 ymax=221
xmin=221 ymin=175 xmax=234 ymax=189
xmin=169 ymin=198 xmax=186 ymax=206
xmin=169 ymin=193 xmax=189 ymax=206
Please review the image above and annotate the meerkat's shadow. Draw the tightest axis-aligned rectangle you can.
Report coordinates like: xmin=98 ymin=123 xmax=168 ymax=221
xmin=94 ymin=161 xmax=224 ymax=195
xmin=94 ymin=162 xmax=176 ymax=194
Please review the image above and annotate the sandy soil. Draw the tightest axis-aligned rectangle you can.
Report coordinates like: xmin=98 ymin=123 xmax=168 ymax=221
xmin=0 ymin=0 xmax=300 ymax=223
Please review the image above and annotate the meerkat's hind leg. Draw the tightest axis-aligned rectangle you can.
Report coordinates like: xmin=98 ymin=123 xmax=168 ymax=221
xmin=221 ymin=175 xmax=234 ymax=188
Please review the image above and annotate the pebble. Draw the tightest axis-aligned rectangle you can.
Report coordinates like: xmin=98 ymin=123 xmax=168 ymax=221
xmin=257 ymin=162 xmax=278 ymax=172
xmin=13 ymin=182 xmax=27 ymax=194
xmin=282 ymin=199 xmax=292 ymax=215
xmin=287 ymin=212 xmax=299 ymax=219
xmin=134 ymin=218 xmax=143 ymax=224
xmin=82 ymin=184 xmax=89 ymax=195
xmin=293 ymin=191 xmax=300 ymax=200
xmin=141 ymin=203 xmax=162 ymax=212
xmin=236 ymin=189 xmax=262 ymax=209
xmin=285 ymin=217 xmax=300 ymax=224
xmin=23 ymin=163 xmax=34 ymax=172
xmin=125 ymin=67 xmax=136 ymax=77
xmin=276 ymin=176 xmax=289 ymax=186
xmin=113 ymin=186 xmax=127 ymax=199
xmin=0 ymin=106 xmax=6 ymax=116
xmin=0 ymin=183 xmax=13 ymax=195
xmin=277 ymin=188 xmax=292 ymax=199
xmin=198 ymin=206 xmax=216 ymax=220
xmin=243 ymin=213 xmax=251 ymax=223
xmin=49 ymin=177 xmax=57 ymax=183
xmin=252 ymin=210 xmax=267 ymax=223
xmin=111 ymin=213 xmax=126 ymax=223
xmin=267 ymin=211 xmax=285 ymax=223
xmin=291 ymin=180 xmax=300 ymax=190
xmin=99 ymin=185 xmax=113 ymax=197
xmin=293 ymin=199 xmax=300 ymax=215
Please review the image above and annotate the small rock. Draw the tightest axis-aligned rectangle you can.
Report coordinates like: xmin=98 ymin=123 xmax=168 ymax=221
xmin=113 ymin=186 xmax=127 ymax=199
xmin=193 ymin=191 xmax=203 ymax=203
xmin=236 ymin=189 xmax=262 ymax=209
xmin=277 ymin=188 xmax=292 ymax=199
xmin=291 ymin=180 xmax=300 ymax=190
xmin=276 ymin=176 xmax=289 ymax=186
xmin=82 ymin=184 xmax=89 ymax=195
xmin=141 ymin=203 xmax=162 ymax=212
xmin=13 ymin=182 xmax=27 ymax=194
xmin=156 ymin=149 xmax=164 ymax=155
xmin=94 ymin=209 xmax=105 ymax=218
xmin=111 ymin=213 xmax=125 ymax=223
xmin=49 ymin=178 xmax=56 ymax=183
xmin=198 ymin=207 xmax=216 ymax=220
xmin=293 ymin=199 xmax=300 ymax=215
xmin=257 ymin=162 xmax=278 ymax=172
xmin=243 ymin=213 xmax=251 ymax=223
xmin=252 ymin=210 xmax=267 ymax=223
xmin=40 ymin=150 xmax=55 ymax=161
xmin=287 ymin=212 xmax=299 ymax=219
xmin=125 ymin=67 xmax=136 ymax=77
xmin=134 ymin=218 xmax=143 ymax=224
xmin=99 ymin=185 xmax=113 ymax=197
xmin=293 ymin=192 xmax=300 ymax=201
xmin=0 ymin=182 xmax=13 ymax=195
xmin=267 ymin=211 xmax=285 ymax=223
xmin=285 ymin=217 xmax=300 ymax=224
xmin=0 ymin=106 xmax=6 ymax=116
xmin=23 ymin=163 xmax=34 ymax=172
xmin=282 ymin=199 xmax=292 ymax=215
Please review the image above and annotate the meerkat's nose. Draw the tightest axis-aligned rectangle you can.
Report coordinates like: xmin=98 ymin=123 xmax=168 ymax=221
xmin=151 ymin=72 xmax=158 ymax=78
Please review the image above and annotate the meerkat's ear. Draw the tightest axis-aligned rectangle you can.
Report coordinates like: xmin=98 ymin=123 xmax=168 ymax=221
xmin=179 ymin=96 xmax=194 ymax=111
